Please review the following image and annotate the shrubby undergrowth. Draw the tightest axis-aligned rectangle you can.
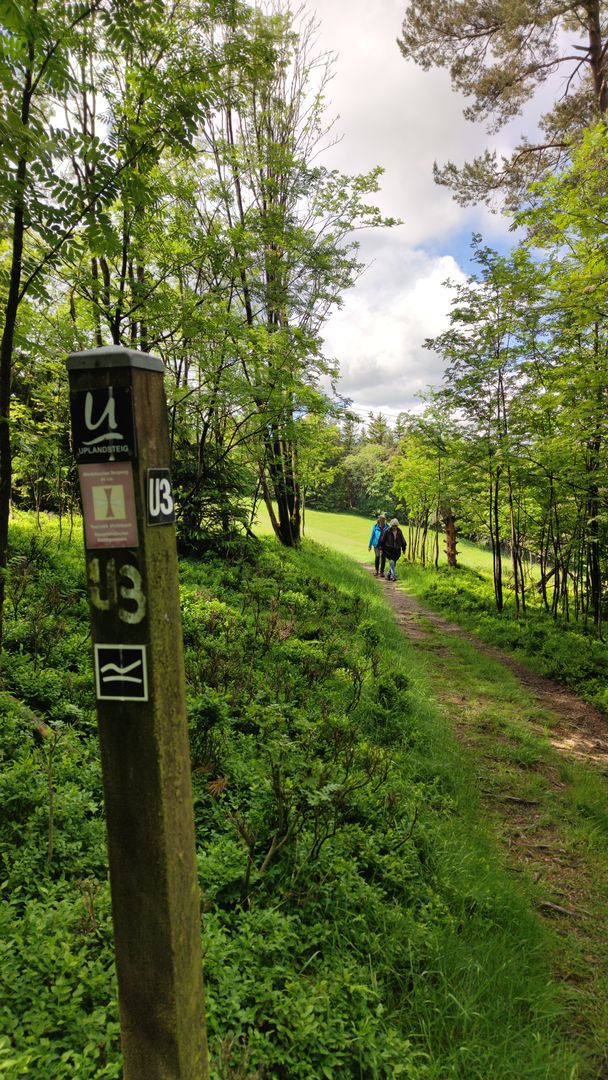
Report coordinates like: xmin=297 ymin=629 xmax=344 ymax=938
xmin=0 ymin=514 xmax=583 ymax=1078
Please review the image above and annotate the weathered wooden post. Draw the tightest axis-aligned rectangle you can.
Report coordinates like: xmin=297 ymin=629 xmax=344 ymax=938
xmin=66 ymin=345 xmax=208 ymax=1080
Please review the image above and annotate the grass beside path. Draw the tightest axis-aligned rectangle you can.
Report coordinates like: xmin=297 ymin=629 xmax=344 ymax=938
xmin=265 ymin=507 xmax=607 ymax=712
xmin=372 ymin=570 xmax=608 ymax=1078
xmin=0 ymin=511 xmax=595 ymax=1076
xmin=430 ymin=623 xmax=608 ymax=1074
xmin=291 ymin=543 xmax=587 ymax=1078
xmin=256 ymin=509 xmax=608 ymax=1073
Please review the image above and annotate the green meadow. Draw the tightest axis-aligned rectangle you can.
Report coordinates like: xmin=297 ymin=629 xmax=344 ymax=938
xmin=254 ymin=504 xmax=497 ymax=573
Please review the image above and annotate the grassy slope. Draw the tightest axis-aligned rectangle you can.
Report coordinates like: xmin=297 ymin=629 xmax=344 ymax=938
xmin=267 ymin=510 xmax=608 ymax=1075
xmin=402 ymin=608 xmax=608 ymax=1075
xmin=0 ymin=511 xmax=590 ymax=1077
xmin=254 ymin=504 xmax=497 ymax=572
xmin=259 ymin=507 xmax=607 ymax=711
xmin=217 ymin=535 xmax=584 ymax=1078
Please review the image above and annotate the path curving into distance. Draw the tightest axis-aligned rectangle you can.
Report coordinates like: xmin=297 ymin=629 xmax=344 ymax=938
xmin=363 ymin=562 xmax=608 ymax=1068
xmin=362 ymin=563 xmax=608 ymax=768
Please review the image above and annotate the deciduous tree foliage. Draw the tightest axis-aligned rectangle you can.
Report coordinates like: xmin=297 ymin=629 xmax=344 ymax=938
xmin=1 ymin=0 xmax=108 ymax=650
xmin=0 ymin=0 xmax=212 ymax=645
xmin=391 ymin=411 xmax=464 ymax=568
xmin=393 ymin=133 xmax=608 ymax=629
xmin=198 ymin=5 xmax=393 ymax=545
xmin=0 ymin=0 xmax=394 ymax=644
xmin=516 ymin=123 xmax=608 ymax=627
xmin=424 ymin=241 xmax=540 ymax=612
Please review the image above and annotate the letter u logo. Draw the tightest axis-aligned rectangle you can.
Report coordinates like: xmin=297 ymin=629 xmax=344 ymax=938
xmin=85 ymin=389 xmax=117 ymax=432
xmin=82 ymin=389 xmax=124 ymax=446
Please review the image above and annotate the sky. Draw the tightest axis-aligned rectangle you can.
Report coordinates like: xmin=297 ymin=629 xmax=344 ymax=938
xmin=309 ymin=0 xmax=519 ymax=422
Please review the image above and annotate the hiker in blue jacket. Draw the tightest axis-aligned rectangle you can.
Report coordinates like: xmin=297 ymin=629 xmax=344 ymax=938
xmin=368 ymin=513 xmax=388 ymax=576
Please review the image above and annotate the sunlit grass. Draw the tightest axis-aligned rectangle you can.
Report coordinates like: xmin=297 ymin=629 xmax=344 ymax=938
xmin=289 ymin=539 xmax=587 ymax=1079
xmin=254 ymin=503 xmax=497 ymax=573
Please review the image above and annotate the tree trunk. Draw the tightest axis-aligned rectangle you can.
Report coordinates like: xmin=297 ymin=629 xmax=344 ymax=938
xmin=517 ymin=549 xmax=526 ymax=614
xmin=585 ymin=325 xmax=603 ymax=629
xmin=137 ymin=263 xmax=149 ymax=352
xmin=587 ymin=482 xmax=601 ymax=628
xmin=443 ymin=512 xmax=458 ymax=568
xmin=262 ymin=424 xmax=300 ymax=547
xmin=587 ymin=0 xmax=608 ymax=112
xmin=491 ymin=469 xmax=503 ymax=612
xmin=420 ymin=512 xmax=429 ymax=567
xmin=0 ymin=44 xmax=33 ymax=651
xmin=551 ymin=495 xmax=562 ymax=619
xmin=506 ymin=466 xmax=520 ymax=617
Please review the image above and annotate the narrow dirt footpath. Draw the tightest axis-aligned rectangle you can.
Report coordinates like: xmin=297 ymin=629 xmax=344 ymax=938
xmin=363 ymin=565 xmax=608 ymax=1074
xmin=367 ymin=568 xmax=608 ymax=766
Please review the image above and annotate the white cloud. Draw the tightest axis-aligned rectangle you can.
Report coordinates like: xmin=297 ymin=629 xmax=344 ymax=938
xmin=305 ymin=0 xmax=522 ymax=417
xmin=310 ymin=0 xmax=510 ymax=241
xmin=321 ymin=238 xmax=466 ymax=416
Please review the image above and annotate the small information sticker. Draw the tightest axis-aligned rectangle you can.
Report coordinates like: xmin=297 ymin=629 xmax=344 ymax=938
xmin=79 ymin=463 xmax=138 ymax=549
xmin=94 ymin=644 xmax=148 ymax=702
xmin=147 ymin=468 xmax=175 ymax=526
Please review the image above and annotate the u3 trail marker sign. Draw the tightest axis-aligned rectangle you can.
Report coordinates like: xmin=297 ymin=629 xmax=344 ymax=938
xmin=67 ymin=345 xmax=208 ymax=1080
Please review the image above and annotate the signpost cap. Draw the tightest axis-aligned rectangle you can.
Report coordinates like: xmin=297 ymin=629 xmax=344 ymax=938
xmin=67 ymin=345 xmax=164 ymax=373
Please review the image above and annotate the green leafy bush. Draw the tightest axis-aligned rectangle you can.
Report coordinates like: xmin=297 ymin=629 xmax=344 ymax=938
xmin=0 ymin=885 xmax=119 ymax=1079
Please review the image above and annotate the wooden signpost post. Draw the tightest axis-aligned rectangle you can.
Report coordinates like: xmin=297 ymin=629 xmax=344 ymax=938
xmin=67 ymin=345 xmax=208 ymax=1080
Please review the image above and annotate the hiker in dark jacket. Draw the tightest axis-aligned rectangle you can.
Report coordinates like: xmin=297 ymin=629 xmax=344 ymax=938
xmin=368 ymin=513 xmax=388 ymax=576
xmin=381 ymin=518 xmax=406 ymax=581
